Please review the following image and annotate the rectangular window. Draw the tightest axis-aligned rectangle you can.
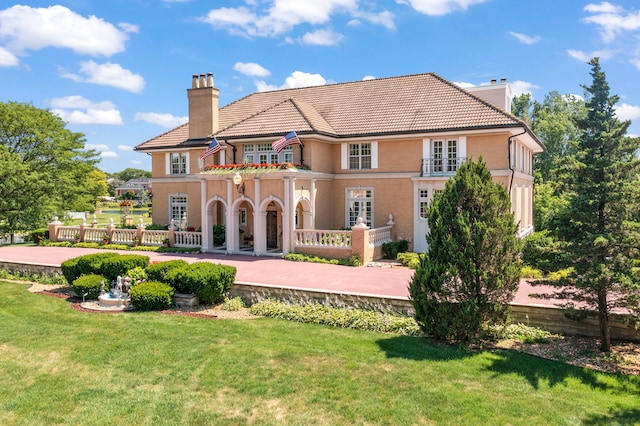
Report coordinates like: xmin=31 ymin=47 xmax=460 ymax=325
xmin=432 ymin=139 xmax=458 ymax=174
xmin=419 ymin=189 xmax=429 ymax=219
xmin=171 ymin=153 xmax=187 ymax=175
xmin=169 ymin=196 xmax=187 ymax=228
xmin=346 ymin=188 xmax=373 ymax=227
xmin=239 ymin=208 xmax=247 ymax=226
xmin=244 ymin=144 xmax=292 ymax=164
xmin=447 ymin=139 xmax=458 ymax=172
xmin=348 ymin=143 xmax=372 ymax=170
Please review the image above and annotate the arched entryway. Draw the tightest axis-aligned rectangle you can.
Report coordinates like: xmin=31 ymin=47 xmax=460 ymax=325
xmin=205 ymin=197 xmax=227 ymax=252
xmin=294 ymin=197 xmax=312 ymax=230
xmin=237 ymin=199 xmax=255 ymax=252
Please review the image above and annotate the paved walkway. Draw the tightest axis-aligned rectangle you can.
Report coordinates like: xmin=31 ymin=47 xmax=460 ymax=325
xmin=0 ymin=246 xmax=558 ymax=307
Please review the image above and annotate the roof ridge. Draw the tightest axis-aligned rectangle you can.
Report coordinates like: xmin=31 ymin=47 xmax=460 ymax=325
xmin=429 ymin=72 xmax=529 ymax=128
xmin=288 ymin=97 xmax=337 ymax=135
xmin=135 ymin=122 xmax=188 ymax=149
xmin=215 ymin=97 xmax=295 ymax=137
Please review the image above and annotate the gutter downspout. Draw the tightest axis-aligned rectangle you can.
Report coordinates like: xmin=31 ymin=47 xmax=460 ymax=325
xmin=224 ymin=140 xmax=237 ymax=164
xmin=508 ymin=129 xmax=527 ymax=193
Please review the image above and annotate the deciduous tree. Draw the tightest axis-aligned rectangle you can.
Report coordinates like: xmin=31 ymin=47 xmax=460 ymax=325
xmin=0 ymin=101 xmax=101 ymax=241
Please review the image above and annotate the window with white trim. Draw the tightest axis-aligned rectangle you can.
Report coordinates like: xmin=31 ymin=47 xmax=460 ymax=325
xmin=432 ymin=139 xmax=458 ymax=173
xmin=419 ymin=189 xmax=429 ymax=219
xmin=170 ymin=153 xmax=187 ymax=175
xmin=169 ymin=196 xmax=187 ymax=228
xmin=349 ymin=143 xmax=372 ymax=170
xmin=243 ymin=144 xmax=292 ymax=164
xmin=346 ymin=188 xmax=373 ymax=227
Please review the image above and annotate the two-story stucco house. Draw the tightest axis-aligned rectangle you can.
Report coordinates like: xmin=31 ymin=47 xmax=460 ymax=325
xmin=135 ymin=72 xmax=542 ymax=256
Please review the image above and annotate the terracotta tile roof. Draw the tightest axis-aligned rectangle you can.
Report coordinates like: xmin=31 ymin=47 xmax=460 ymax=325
xmin=136 ymin=72 xmax=532 ymax=150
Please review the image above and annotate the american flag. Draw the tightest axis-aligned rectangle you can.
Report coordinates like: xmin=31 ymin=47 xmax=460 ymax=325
xmin=272 ymin=131 xmax=301 ymax=153
xmin=200 ymin=138 xmax=222 ymax=160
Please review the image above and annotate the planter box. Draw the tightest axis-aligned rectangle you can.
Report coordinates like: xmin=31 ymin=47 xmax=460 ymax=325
xmin=173 ymin=292 xmax=199 ymax=307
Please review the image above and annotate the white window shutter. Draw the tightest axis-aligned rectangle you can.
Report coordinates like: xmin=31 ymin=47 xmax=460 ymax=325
xmin=458 ymin=136 xmax=467 ymax=159
xmin=341 ymin=143 xmax=348 ymax=169
xmin=185 ymin=153 xmax=190 ymax=174
xmin=165 ymin=153 xmax=170 ymax=175
xmin=371 ymin=141 xmax=378 ymax=169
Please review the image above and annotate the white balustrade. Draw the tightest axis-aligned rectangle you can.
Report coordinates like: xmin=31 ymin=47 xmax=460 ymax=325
xmin=368 ymin=226 xmax=392 ymax=247
xmin=294 ymin=230 xmax=352 ymax=247
xmin=142 ymin=230 xmax=169 ymax=246
xmin=175 ymin=231 xmax=202 ymax=247
xmin=57 ymin=226 xmax=80 ymax=241
xmin=111 ymin=229 xmax=137 ymax=245
xmin=84 ymin=227 xmax=108 ymax=242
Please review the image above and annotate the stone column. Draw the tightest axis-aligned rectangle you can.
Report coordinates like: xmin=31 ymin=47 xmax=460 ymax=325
xmin=48 ymin=217 xmax=62 ymax=242
xmin=350 ymin=217 xmax=372 ymax=264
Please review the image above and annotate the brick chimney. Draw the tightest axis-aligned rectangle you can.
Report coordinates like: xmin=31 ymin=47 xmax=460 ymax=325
xmin=187 ymin=73 xmax=219 ymax=140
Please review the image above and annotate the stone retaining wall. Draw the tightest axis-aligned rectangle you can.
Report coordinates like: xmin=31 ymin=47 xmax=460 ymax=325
xmin=3 ymin=260 xmax=639 ymax=342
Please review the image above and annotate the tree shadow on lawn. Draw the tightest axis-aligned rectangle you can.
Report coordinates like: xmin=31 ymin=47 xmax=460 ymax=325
xmin=376 ymin=335 xmax=476 ymax=362
xmin=485 ymin=348 xmax=640 ymax=393
xmin=582 ymin=406 xmax=640 ymax=424
xmin=378 ymin=336 xmax=640 ymax=395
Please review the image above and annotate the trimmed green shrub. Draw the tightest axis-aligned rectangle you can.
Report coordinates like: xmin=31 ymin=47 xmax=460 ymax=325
xmin=284 ymin=252 xmax=361 ymax=266
xmin=146 ymin=260 xmax=189 ymax=284
xmin=29 ymin=228 xmax=49 ymax=245
xmin=100 ymin=254 xmax=149 ymax=282
xmin=61 ymin=252 xmax=118 ymax=284
xmin=165 ymin=262 xmax=236 ymax=304
xmin=382 ymin=240 xmax=409 ymax=259
xmin=71 ymin=274 xmax=105 ymax=300
xmin=125 ymin=266 xmax=147 ymax=283
xmin=128 ymin=281 xmax=174 ymax=311
xmin=521 ymin=265 xmax=543 ymax=279
xmin=397 ymin=252 xmax=420 ymax=269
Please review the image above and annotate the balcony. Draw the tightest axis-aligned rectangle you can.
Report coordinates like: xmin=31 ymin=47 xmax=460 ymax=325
xmin=420 ymin=157 xmax=466 ymax=177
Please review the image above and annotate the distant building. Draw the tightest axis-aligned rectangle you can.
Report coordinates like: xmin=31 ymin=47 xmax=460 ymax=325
xmin=115 ymin=178 xmax=152 ymax=197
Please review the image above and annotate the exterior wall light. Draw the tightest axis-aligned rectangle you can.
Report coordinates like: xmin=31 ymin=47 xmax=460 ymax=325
xmin=233 ymin=172 xmax=245 ymax=194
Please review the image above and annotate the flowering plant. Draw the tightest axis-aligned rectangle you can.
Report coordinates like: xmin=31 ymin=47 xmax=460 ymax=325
xmin=120 ymin=200 xmax=134 ymax=207
xmin=203 ymin=162 xmax=309 ymax=175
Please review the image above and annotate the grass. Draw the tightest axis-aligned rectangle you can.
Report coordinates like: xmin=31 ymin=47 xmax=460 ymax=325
xmin=1 ymin=282 xmax=640 ymax=425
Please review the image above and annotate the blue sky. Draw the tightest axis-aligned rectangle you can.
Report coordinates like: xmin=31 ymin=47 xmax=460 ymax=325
xmin=1 ymin=0 xmax=639 ymax=173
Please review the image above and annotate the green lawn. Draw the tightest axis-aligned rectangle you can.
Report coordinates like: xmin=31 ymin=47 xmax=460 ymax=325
xmin=1 ymin=282 xmax=639 ymax=425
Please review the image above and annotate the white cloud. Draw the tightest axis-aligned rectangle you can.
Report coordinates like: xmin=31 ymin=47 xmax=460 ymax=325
xmin=508 ymin=31 xmax=541 ymax=45
xmin=631 ymin=58 xmax=640 ymax=70
xmin=615 ymin=102 xmax=640 ymax=121
xmin=199 ymin=0 xmax=392 ymax=39
xmin=118 ymin=145 xmax=133 ymax=151
xmin=134 ymin=112 xmax=188 ymax=128
xmin=453 ymin=81 xmax=475 ymax=89
xmin=509 ymin=80 xmax=540 ymax=97
xmin=566 ymin=48 xmax=613 ymax=62
xmin=50 ymin=95 xmax=123 ymax=125
xmin=397 ymin=0 xmax=489 ymax=16
xmin=0 ymin=46 xmax=18 ymax=66
xmin=60 ymin=61 xmax=145 ymax=93
xmin=362 ymin=75 xmax=376 ymax=81
xmin=131 ymin=159 xmax=143 ymax=165
xmin=86 ymin=144 xmax=118 ymax=158
xmin=301 ymin=29 xmax=344 ymax=46
xmin=0 ymin=5 xmax=133 ymax=60
xmin=255 ymin=71 xmax=327 ymax=92
xmin=583 ymin=2 xmax=640 ymax=43
xmin=233 ymin=62 xmax=271 ymax=77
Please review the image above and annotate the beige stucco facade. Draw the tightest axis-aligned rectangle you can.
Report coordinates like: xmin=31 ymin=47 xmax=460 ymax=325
xmin=136 ymin=72 xmax=542 ymax=255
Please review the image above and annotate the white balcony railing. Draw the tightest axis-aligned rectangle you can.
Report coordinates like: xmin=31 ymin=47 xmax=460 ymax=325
xmin=421 ymin=157 xmax=466 ymax=176
xmin=142 ymin=230 xmax=169 ymax=246
xmin=175 ymin=231 xmax=202 ymax=248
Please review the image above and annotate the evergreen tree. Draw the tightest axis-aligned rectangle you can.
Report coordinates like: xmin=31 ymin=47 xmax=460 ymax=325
xmin=409 ymin=158 xmax=521 ymax=341
xmin=551 ymin=58 xmax=640 ymax=352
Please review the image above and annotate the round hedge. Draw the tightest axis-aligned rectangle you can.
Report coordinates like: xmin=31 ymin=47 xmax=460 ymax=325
xmin=72 ymin=274 xmax=105 ymax=300
xmin=128 ymin=281 xmax=174 ymax=311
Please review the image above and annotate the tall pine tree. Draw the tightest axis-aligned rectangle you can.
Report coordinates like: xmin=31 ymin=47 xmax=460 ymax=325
xmin=409 ymin=158 xmax=521 ymax=341
xmin=552 ymin=58 xmax=640 ymax=352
